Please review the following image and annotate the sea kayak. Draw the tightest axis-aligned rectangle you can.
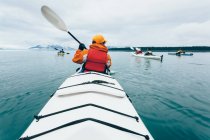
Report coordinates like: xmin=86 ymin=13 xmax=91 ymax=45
xmin=168 ymin=53 xmax=193 ymax=56
xmin=132 ymin=52 xmax=163 ymax=61
xmin=19 ymin=72 xmax=154 ymax=140
xmin=57 ymin=52 xmax=65 ymax=55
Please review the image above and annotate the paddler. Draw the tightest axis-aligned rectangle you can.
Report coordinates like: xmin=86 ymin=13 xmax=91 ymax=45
xmin=145 ymin=48 xmax=153 ymax=55
xmin=72 ymin=34 xmax=112 ymax=74
xmin=176 ymin=48 xmax=185 ymax=55
xmin=59 ymin=49 xmax=65 ymax=53
xmin=135 ymin=48 xmax=143 ymax=54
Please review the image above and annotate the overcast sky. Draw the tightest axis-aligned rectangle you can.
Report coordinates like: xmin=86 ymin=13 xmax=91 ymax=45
xmin=1 ymin=0 xmax=210 ymax=49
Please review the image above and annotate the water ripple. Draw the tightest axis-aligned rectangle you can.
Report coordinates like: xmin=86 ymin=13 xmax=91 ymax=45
xmin=1 ymin=51 xmax=210 ymax=140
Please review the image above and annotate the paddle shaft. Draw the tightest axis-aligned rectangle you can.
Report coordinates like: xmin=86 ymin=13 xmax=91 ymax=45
xmin=67 ymin=31 xmax=81 ymax=44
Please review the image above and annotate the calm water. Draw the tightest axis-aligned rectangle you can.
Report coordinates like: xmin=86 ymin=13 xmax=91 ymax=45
xmin=0 ymin=50 xmax=210 ymax=140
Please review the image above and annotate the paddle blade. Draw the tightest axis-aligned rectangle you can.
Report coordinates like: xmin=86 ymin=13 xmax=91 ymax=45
xmin=136 ymin=48 xmax=141 ymax=51
xmin=130 ymin=47 xmax=134 ymax=50
xmin=41 ymin=5 xmax=68 ymax=32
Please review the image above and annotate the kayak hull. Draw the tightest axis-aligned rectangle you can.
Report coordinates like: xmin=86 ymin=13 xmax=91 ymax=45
xmin=20 ymin=72 xmax=154 ymax=140
xmin=132 ymin=52 xmax=163 ymax=60
xmin=168 ymin=53 xmax=193 ymax=56
xmin=57 ymin=52 xmax=65 ymax=55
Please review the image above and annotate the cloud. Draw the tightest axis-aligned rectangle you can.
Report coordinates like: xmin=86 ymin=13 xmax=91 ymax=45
xmin=1 ymin=0 xmax=210 ymax=49
xmin=171 ymin=21 xmax=210 ymax=45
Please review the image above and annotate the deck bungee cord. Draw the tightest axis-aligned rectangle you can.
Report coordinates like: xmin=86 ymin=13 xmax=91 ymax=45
xmin=19 ymin=118 xmax=150 ymax=140
xmin=34 ymin=103 xmax=139 ymax=122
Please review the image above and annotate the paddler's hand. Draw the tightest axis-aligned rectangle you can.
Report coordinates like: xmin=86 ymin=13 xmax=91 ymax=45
xmin=78 ymin=43 xmax=86 ymax=50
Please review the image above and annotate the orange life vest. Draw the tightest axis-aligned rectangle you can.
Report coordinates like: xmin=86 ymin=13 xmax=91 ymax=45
xmin=84 ymin=48 xmax=107 ymax=73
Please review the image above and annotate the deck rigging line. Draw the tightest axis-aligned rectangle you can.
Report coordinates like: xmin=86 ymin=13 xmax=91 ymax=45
xmin=34 ymin=103 xmax=139 ymax=122
xmin=19 ymin=118 xmax=149 ymax=140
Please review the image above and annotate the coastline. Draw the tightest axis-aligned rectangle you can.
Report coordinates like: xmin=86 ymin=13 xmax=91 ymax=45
xmin=108 ymin=46 xmax=210 ymax=52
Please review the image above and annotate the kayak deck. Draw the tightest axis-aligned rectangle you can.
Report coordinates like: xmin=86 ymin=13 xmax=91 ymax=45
xmin=20 ymin=72 xmax=154 ymax=140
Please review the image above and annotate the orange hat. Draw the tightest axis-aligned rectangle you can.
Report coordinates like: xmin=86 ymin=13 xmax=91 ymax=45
xmin=92 ymin=34 xmax=107 ymax=44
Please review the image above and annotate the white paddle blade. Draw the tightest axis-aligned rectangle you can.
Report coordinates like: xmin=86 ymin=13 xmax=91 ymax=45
xmin=136 ymin=48 xmax=141 ymax=51
xmin=130 ymin=47 xmax=134 ymax=50
xmin=41 ymin=6 xmax=68 ymax=32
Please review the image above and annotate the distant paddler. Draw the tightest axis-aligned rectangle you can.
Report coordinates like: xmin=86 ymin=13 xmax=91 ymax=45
xmin=130 ymin=47 xmax=143 ymax=54
xmin=176 ymin=48 xmax=185 ymax=55
xmin=57 ymin=48 xmax=65 ymax=56
xmin=144 ymin=48 xmax=153 ymax=56
xmin=59 ymin=49 xmax=65 ymax=53
xmin=135 ymin=48 xmax=143 ymax=54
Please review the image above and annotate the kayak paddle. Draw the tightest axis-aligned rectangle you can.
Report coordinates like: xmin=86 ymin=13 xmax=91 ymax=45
xmin=41 ymin=5 xmax=81 ymax=44
xmin=130 ymin=47 xmax=135 ymax=51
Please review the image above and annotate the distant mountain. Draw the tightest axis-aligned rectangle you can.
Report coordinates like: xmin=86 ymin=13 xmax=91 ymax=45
xmin=29 ymin=45 xmax=75 ymax=51
xmin=29 ymin=45 xmax=45 ymax=49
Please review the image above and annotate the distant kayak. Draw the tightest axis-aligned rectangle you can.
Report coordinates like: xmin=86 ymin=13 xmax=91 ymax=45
xmin=132 ymin=52 xmax=163 ymax=61
xmin=57 ymin=52 xmax=65 ymax=55
xmin=168 ymin=53 xmax=193 ymax=56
